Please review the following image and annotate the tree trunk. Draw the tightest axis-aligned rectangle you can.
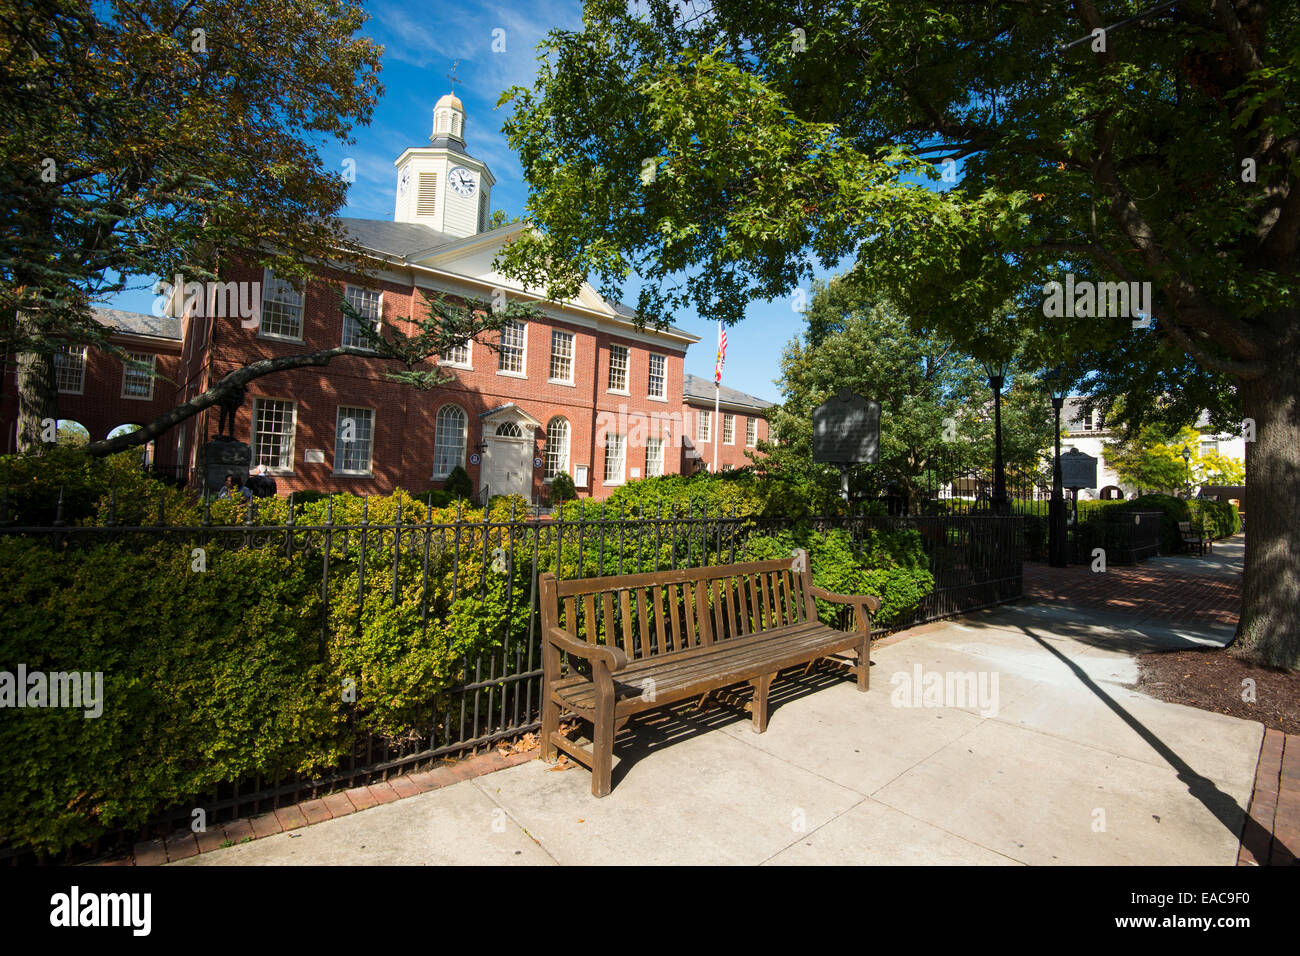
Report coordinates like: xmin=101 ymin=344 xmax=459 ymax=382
xmin=1232 ymin=354 xmax=1300 ymax=670
xmin=13 ymin=310 xmax=57 ymax=452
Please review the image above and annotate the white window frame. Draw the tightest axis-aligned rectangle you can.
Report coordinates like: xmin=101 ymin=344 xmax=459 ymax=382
xmin=608 ymin=344 xmax=629 ymax=393
xmin=722 ymin=413 xmax=735 ymax=445
xmin=549 ymin=330 xmax=575 ymax=385
xmin=251 ymin=397 xmax=297 ymax=474
xmin=433 ymin=403 xmax=468 ymax=479
xmin=645 ymin=436 xmax=664 ymax=477
xmin=440 ymin=337 xmax=473 ymax=369
xmin=54 ymin=345 xmax=86 ymax=395
xmin=258 ymin=268 xmax=304 ymax=342
xmin=342 ymin=285 xmax=382 ymax=351
xmin=545 ymin=417 xmax=570 ymax=481
xmin=697 ymin=409 xmax=711 ymax=444
xmin=746 ymin=417 xmax=757 ymax=446
xmin=603 ymin=432 xmax=626 ymax=486
xmin=334 ymin=405 xmax=375 ymax=476
xmin=497 ymin=319 xmax=527 ymax=377
xmin=121 ymin=351 xmax=156 ymax=400
xmin=647 ymin=353 xmax=666 ymax=400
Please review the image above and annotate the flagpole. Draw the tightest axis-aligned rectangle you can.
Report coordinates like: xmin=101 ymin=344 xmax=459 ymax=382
xmin=713 ymin=381 xmax=720 ymax=473
xmin=713 ymin=320 xmax=722 ymax=472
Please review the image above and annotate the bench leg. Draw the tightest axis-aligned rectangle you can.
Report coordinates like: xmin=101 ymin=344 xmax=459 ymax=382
xmin=591 ymin=687 xmax=615 ymax=798
xmin=749 ymin=673 xmax=773 ymax=733
xmin=540 ymin=692 xmax=560 ymax=763
xmin=857 ymin=633 xmax=871 ymax=692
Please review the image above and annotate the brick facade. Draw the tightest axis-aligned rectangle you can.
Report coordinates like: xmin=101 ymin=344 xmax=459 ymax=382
xmin=2 ymin=95 xmax=774 ymax=498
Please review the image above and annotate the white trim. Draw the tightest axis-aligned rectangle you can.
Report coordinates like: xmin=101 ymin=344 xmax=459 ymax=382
xmin=257 ymin=268 xmax=305 ymax=343
xmin=342 ymin=284 xmax=383 ymax=351
xmin=548 ymin=328 xmax=575 ymax=384
xmin=438 ymin=337 xmax=473 ymax=369
xmin=496 ymin=317 xmax=527 ymax=375
xmin=647 ymin=352 xmax=667 ymax=400
xmin=432 ymin=402 xmax=468 ymax=479
xmin=54 ymin=344 xmax=87 ymax=395
xmin=333 ymin=404 xmax=376 ymax=476
xmin=250 ymin=396 xmax=297 ymax=475
xmin=120 ymin=351 xmax=156 ymax=401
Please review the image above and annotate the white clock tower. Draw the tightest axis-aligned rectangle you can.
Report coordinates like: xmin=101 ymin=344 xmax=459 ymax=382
xmin=393 ymin=91 xmax=495 ymax=238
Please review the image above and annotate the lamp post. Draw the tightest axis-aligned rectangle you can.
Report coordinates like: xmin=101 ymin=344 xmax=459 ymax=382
xmin=1182 ymin=445 xmax=1192 ymax=498
xmin=1044 ymin=368 xmax=1069 ymax=567
xmin=984 ymin=361 xmax=1010 ymax=516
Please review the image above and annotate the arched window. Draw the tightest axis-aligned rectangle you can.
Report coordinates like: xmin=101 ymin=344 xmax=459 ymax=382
xmin=495 ymin=422 xmax=522 ymax=438
xmin=545 ymin=417 xmax=570 ymax=480
xmin=433 ymin=405 xmax=467 ymax=478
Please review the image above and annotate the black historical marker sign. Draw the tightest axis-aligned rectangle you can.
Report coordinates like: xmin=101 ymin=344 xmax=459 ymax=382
xmin=813 ymin=388 xmax=880 ymax=464
xmin=1060 ymin=449 xmax=1098 ymax=490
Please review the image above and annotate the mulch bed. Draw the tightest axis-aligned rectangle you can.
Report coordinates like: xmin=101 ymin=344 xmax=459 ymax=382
xmin=1136 ymin=647 xmax=1300 ymax=734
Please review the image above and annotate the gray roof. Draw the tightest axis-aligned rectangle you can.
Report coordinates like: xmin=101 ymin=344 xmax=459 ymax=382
xmin=683 ymin=373 xmax=774 ymax=411
xmin=338 ymin=218 xmax=458 ymax=259
xmin=93 ymin=308 xmax=182 ymax=341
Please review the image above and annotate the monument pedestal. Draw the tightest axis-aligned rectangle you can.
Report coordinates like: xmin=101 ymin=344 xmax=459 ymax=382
xmin=199 ymin=438 xmax=252 ymax=494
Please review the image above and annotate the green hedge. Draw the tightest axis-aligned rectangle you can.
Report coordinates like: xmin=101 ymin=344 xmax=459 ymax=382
xmin=1109 ymin=494 xmax=1189 ymax=554
xmin=1190 ymin=499 xmax=1241 ymax=539
xmin=0 ymin=457 xmax=943 ymax=855
xmin=741 ymin=526 xmax=934 ymax=628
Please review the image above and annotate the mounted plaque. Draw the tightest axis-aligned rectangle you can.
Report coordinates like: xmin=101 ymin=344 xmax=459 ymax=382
xmin=812 ymin=388 xmax=880 ymax=464
xmin=1060 ymin=449 xmax=1098 ymax=490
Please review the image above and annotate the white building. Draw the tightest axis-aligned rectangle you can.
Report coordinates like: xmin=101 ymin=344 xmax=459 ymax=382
xmin=1061 ymin=397 xmax=1245 ymax=499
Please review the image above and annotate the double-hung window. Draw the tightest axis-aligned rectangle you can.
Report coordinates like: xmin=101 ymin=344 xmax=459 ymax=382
xmin=498 ymin=320 xmax=525 ymax=374
xmin=121 ymin=351 xmax=156 ymax=399
xmin=252 ymin=398 xmax=296 ymax=471
xmin=647 ymin=354 xmax=666 ymax=399
xmin=608 ymin=345 xmax=629 ymax=392
xmin=335 ymin=406 xmax=374 ymax=475
xmin=604 ymin=433 xmax=625 ymax=485
xmin=343 ymin=286 xmax=381 ymax=350
xmin=549 ymin=330 xmax=574 ymax=383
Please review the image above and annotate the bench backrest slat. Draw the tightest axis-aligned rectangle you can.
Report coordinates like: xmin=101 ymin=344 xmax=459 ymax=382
xmin=540 ymin=551 xmax=817 ymax=666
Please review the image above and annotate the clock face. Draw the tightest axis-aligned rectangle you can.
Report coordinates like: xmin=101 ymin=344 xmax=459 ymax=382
xmin=398 ymin=167 xmax=410 ymax=197
xmin=448 ymin=166 xmax=477 ymax=197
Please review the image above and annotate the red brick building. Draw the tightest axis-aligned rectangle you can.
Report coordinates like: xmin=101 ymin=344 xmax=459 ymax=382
xmin=680 ymin=374 xmax=772 ymax=474
xmin=2 ymin=93 xmax=774 ymax=502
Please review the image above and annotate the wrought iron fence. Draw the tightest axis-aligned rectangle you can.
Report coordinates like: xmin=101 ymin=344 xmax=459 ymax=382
xmin=0 ymin=497 xmax=1022 ymax=860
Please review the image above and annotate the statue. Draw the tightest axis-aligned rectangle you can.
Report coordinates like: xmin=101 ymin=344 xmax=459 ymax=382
xmin=216 ymin=383 xmax=248 ymax=439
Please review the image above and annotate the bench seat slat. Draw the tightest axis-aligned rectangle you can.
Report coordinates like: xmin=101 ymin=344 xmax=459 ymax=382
xmin=550 ymin=622 xmax=856 ymax=714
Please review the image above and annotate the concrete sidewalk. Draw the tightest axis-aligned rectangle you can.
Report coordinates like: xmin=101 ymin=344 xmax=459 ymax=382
xmin=178 ymin=599 xmax=1262 ymax=866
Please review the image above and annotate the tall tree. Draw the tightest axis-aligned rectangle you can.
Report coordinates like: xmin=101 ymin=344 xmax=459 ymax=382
xmin=1 ymin=0 xmax=383 ymax=450
xmin=497 ymin=0 xmax=1300 ymax=668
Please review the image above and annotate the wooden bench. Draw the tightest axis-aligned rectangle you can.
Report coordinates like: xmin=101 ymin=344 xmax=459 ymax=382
xmin=538 ymin=549 xmax=881 ymax=796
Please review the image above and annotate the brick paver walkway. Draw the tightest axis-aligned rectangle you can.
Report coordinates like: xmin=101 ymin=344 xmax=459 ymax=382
xmin=1021 ymin=544 xmax=1242 ymax=629
xmin=1238 ymin=729 xmax=1300 ymax=866
xmin=1023 ymin=535 xmax=1297 ymax=866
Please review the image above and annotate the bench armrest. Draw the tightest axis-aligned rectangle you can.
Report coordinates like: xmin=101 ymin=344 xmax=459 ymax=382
xmin=545 ymin=626 xmax=629 ymax=672
xmin=809 ymin=586 xmax=882 ymax=615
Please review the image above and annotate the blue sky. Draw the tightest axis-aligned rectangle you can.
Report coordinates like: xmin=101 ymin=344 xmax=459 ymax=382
xmin=105 ymin=0 xmax=852 ymax=403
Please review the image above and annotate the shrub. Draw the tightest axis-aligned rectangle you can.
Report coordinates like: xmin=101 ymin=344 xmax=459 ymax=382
xmin=1191 ymin=499 xmax=1241 ymax=539
xmin=442 ymin=466 xmax=474 ymax=500
xmin=548 ymin=471 xmax=576 ymax=504
xmin=742 ymin=525 xmax=933 ymax=628
xmin=1110 ymin=493 xmax=1190 ymax=553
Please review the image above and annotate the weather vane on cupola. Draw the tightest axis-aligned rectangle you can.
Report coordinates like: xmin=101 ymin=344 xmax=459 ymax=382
xmin=447 ymin=59 xmax=459 ymax=96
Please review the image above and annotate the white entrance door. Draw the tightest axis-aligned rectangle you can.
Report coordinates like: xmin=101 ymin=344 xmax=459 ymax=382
xmin=481 ymin=435 xmax=531 ymax=501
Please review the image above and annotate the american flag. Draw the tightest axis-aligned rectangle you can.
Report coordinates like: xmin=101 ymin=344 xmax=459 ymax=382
xmin=714 ymin=323 xmax=727 ymax=384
